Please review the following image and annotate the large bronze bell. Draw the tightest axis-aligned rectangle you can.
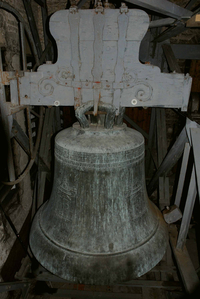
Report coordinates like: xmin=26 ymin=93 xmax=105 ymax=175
xmin=30 ymin=103 xmax=168 ymax=285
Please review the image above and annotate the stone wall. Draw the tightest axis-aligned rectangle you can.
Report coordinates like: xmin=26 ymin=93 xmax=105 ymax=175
xmin=0 ymin=2 xmax=33 ymax=298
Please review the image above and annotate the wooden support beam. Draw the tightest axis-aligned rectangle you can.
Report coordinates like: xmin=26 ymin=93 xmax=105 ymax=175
xmin=47 ymin=289 xmax=142 ymax=299
xmin=22 ymin=0 xmax=42 ymax=58
xmin=33 ymin=40 xmax=52 ymax=71
xmin=40 ymin=0 xmax=52 ymax=61
xmin=36 ymin=269 xmax=182 ymax=290
xmin=19 ymin=22 xmax=27 ymax=71
xmin=170 ymin=44 xmax=200 ymax=60
xmin=156 ymin=108 xmax=170 ymax=209
xmin=0 ymin=185 xmax=12 ymax=204
xmin=125 ymin=0 xmax=192 ymax=19
xmin=124 ymin=114 xmax=149 ymax=139
xmin=0 ymin=281 xmax=30 ymax=293
xmin=149 ymin=17 xmax=175 ymax=28
xmin=176 ymin=166 xmax=197 ymax=250
xmin=146 ymin=108 xmax=156 ymax=178
xmin=187 ymin=13 xmax=200 ymax=27
xmin=174 ymin=143 xmax=191 ymax=207
xmin=154 ymin=11 xmax=200 ymax=42
xmin=11 ymin=119 xmax=30 ymax=156
xmin=37 ymin=108 xmax=54 ymax=208
xmin=191 ymin=128 xmax=200 ymax=197
xmin=162 ymin=44 xmax=182 ymax=73
xmin=153 ymin=22 xmax=186 ymax=43
xmin=77 ymin=0 xmax=88 ymax=8
xmin=34 ymin=0 xmax=45 ymax=7
xmin=169 ymin=225 xmax=199 ymax=293
xmin=185 ymin=0 xmax=198 ymax=10
xmin=147 ymin=126 xmax=188 ymax=196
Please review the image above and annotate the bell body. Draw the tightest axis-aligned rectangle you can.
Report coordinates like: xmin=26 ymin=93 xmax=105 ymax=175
xmin=30 ymin=123 xmax=168 ymax=284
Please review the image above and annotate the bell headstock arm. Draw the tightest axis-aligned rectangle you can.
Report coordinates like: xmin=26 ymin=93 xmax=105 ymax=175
xmin=2 ymin=4 xmax=192 ymax=113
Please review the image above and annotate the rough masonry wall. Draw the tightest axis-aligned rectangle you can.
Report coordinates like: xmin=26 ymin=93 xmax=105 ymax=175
xmin=0 ymin=1 xmax=34 ymax=296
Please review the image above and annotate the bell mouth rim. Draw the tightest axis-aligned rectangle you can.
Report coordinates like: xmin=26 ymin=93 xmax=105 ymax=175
xmin=30 ymin=201 xmax=168 ymax=283
xmin=37 ymin=201 xmax=160 ymax=257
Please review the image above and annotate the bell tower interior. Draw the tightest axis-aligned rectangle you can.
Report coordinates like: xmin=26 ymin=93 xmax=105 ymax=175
xmin=0 ymin=0 xmax=200 ymax=298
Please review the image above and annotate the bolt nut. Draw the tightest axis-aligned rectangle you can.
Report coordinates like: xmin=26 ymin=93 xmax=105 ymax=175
xmin=131 ymin=99 xmax=137 ymax=105
xmin=54 ymin=100 xmax=60 ymax=106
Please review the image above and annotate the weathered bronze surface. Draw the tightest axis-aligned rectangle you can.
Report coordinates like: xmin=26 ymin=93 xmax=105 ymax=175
xmin=30 ymin=122 xmax=168 ymax=284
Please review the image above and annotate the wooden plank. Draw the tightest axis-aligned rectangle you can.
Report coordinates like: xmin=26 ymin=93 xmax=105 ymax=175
xmin=186 ymin=14 xmax=200 ymax=27
xmin=37 ymin=171 xmax=47 ymax=209
xmin=53 ymin=107 xmax=62 ymax=132
xmin=19 ymin=22 xmax=27 ymax=71
xmin=149 ymin=18 xmax=175 ymax=28
xmin=0 ymin=210 xmax=32 ymax=281
xmin=171 ymin=44 xmax=200 ymax=60
xmin=142 ymin=287 xmax=150 ymax=299
xmin=174 ymin=143 xmax=191 ymax=207
xmin=162 ymin=44 xmax=181 ymax=73
xmin=37 ymin=107 xmax=54 ymax=208
xmin=153 ymin=22 xmax=186 ymax=43
xmin=40 ymin=1 xmax=53 ymax=61
xmin=146 ymin=108 xmax=156 ymax=178
xmin=22 ymin=0 xmax=42 ymax=58
xmin=190 ymin=128 xmax=200 ymax=197
xmin=121 ymin=280 xmax=181 ymax=289
xmin=142 ymin=288 xmax=168 ymax=299
xmin=36 ymin=270 xmax=181 ymax=290
xmin=156 ymin=108 xmax=170 ymax=209
xmin=185 ymin=0 xmax=198 ymax=10
xmin=31 ymin=173 xmax=37 ymax=219
xmin=39 ymin=108 xmax=54 ymax=167
xmin=147 ymin=126 xmax=188 ymax=196
xmin=159 ymin=246 xmax=171 ymax=282
xmin=0 ymin=185 xmax=12 ymax=204
xmin=125 ymin=0 xmax=192 ymax=19
xmin=189 ymin=60 xmax=200 ymax=93
xmin=49 ymin=289 xmax=142 ymax=298
xmin=150 ymin=265 xmax=176 ymax=273
xmin=169 ymin=225 xmax=199 ymax=293
xmin=11 ymin=119 xmax=30 ymax=156
xmin=0 ymin=281 xmax=30 ymax=293
xmin=176 ymin=166 xmax=197 ymax=250
xmin=165 ymin=243 xmax=174 ymax=280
